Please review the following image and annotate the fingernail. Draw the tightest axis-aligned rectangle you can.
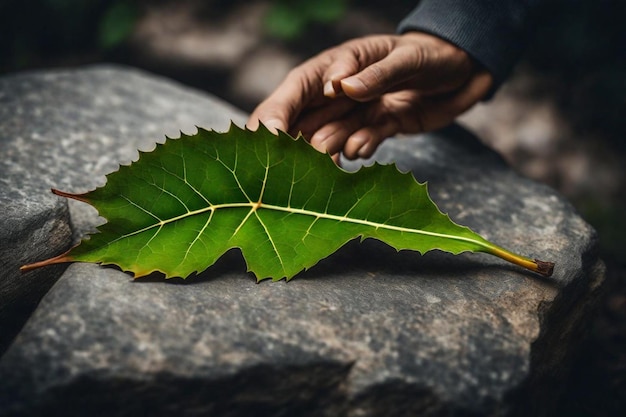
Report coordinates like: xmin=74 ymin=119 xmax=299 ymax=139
xmin=310 ymin=133 xmax=329 ymax=153
xmin=345 ymin=135 xmax=367 ymax=159
xmin=341 ymin=77 xmax=366 ymax=95
xmin=264 ymin=119 xmax=283 ymax=134
xmin=323 ymin=80 xmax=337 ymax=97
xmin=246 ymin=119 xmax=259 ymax=130
xmin=350 ymin=135 xmax=371 ymax=159
xmin=357 ymin=143 xmax=371 ymax=158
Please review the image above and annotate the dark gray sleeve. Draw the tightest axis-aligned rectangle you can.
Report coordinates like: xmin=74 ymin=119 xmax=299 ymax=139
xmin=398 ymin=0 xmax=539 ymax=91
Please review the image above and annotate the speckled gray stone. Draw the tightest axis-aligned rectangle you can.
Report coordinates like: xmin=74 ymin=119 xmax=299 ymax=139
xmin=0 ymin=67 xmax=604 ymax=416
xmin=0 ymin=65 xmax=246 ymax=353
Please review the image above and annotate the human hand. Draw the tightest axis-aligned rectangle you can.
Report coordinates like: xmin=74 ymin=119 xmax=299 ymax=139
xmin=247 ymin=32 xmax=493 ymax=162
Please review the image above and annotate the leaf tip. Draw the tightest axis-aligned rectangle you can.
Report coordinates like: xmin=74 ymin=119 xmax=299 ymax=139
xmin=534 ymin=259 xmax=555 ymax=277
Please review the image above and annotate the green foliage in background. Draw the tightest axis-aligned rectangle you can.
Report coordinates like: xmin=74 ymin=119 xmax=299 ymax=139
xmin=264 ymin=0 xmax=348 ymax=40
xmin=98 ymin=0 xmax=139 ymax=49
xmin=0 ymin=0 xmax=137 ymax=72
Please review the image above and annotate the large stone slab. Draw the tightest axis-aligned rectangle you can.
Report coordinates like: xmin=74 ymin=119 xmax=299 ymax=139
xmin=0 ymin=66 xmax=246 ymax=354
xmin=0 ymin=66 xmax=604 ymax=416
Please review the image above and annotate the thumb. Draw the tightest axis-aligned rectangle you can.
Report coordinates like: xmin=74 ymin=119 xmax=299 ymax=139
xmin=341 ymin=53 xmax=416 ymax=101
xmin=322 ymin=35 xmax=404 ymax=99
xmin=324 ymin=66 xmax=357 ymax=98
xmin=339 ymin=33 xmax=474 ymax=102
xmin=339 ymin=51 xmax=418 ymax=102
xmin=322 ymin=54 xmax=362 ymax=98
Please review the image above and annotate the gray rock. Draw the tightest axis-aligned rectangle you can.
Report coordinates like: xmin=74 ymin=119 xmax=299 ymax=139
xmin=0 ymin=67 xmax=604 ymax=416
xmin=0 ymin=66 xmax=246 ymax=354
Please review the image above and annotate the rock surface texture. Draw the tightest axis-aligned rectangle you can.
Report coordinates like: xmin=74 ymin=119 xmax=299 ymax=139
xmin=0 ymin=66 xmax=604 ymax=416
xmin=0 ymin=66 xmax=245 ymax=355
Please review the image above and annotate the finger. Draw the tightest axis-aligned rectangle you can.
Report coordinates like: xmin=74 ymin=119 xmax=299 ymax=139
xmin=291 ymin=98 xmax=357 ymax=139
xmin=246 ymin=115 xmax=286 ymax=134
xmin=323 ymin=79 xmax=345 ymax=99
xmin=322 ymin=37 xmax=393 ymax=98
xmin=321 ymin=47 xmax=360 ymax=98
xmin=247 ymin=66 xmax=324 ymax=133
xmin=340 ymin=36 xmax=473 ymax=102
xmin=417 ymin=70 xmax=493 ymax=132
xmin=309 ymin=113 xmax=364 ymax=156
xmin=247 ymin=98 xmax=292 ymax=134
xmin=343 ymin=118 xmax=400 ymax=160
xmin=322 ymin=56 xmax=359 ymax=98
xmin=339 ymin=48 xmax=419 ymax=102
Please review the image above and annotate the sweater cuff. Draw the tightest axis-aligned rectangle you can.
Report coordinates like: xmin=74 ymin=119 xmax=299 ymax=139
xmin=398 ymin=0 xmax=534 ymax=95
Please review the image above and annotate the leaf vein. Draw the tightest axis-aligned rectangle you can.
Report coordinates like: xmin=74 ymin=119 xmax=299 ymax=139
xmin=121 ymin=195 xmax=162 ymax=222
xmin=254 ymin=211 xmax=285 ymax=273
xmin=212 ymin=147 xmax=253 ymax=203
xmin=139 ymin=176 xmax=191 ymax=213
xmin=181 ymin=210 xmax=214 ymax=267
xmin=161 ymin=165 xmax=211 ymax=206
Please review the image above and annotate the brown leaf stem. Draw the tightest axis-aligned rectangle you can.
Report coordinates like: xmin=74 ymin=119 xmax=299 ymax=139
xmin=20 ymin=251 xmax=73 ymax=272
xmin=487 ymin=245 xmax=554 ymax=277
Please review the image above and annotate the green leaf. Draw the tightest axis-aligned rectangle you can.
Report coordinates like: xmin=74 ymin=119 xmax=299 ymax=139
xmin=22 ymin=123 xmax=554 ymax=280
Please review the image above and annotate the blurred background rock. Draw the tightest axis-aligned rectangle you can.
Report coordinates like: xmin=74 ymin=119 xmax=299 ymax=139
xmin=1 ymin=0 xmax=625 ymax=415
